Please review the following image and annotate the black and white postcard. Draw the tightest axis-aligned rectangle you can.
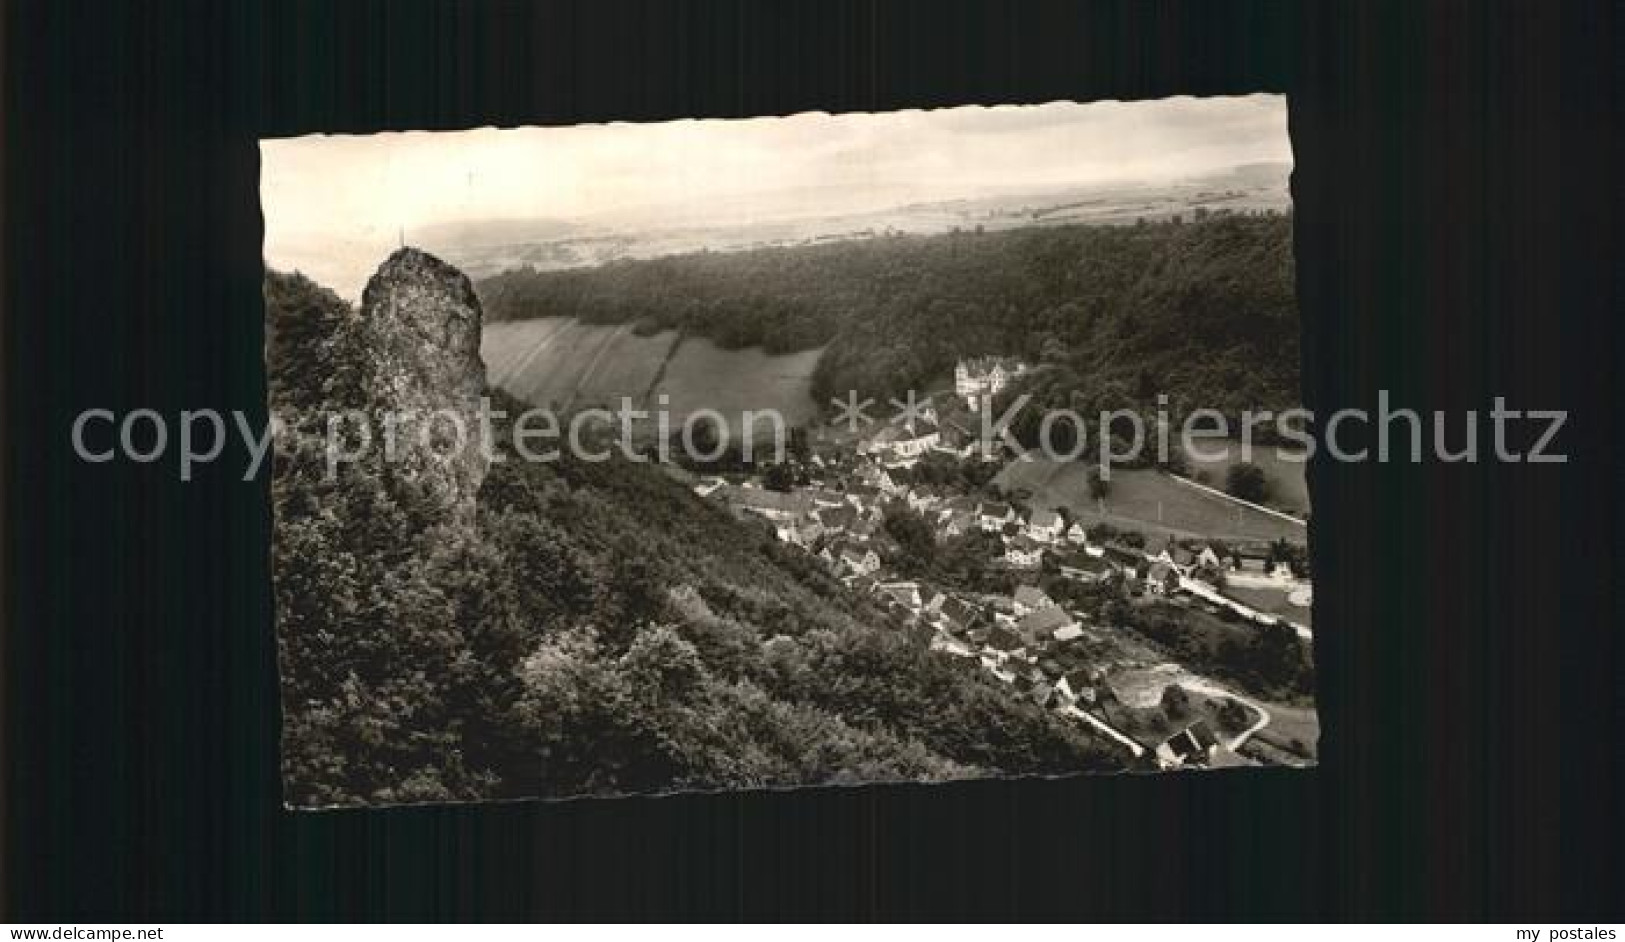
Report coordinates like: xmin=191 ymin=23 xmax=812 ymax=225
xmin=262 ymin=94 xmax=1316 ymax=808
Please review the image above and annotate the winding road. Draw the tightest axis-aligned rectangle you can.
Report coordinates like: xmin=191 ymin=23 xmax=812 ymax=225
xmin=1160 ymin=671 xmax=1272 ymax=751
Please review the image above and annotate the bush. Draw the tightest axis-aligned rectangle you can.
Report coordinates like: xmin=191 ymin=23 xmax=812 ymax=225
xmin=1160 ymin=684 xmax=1191 ymax=720
xmin=1225 ymin=462 xmax=1269 ymax=503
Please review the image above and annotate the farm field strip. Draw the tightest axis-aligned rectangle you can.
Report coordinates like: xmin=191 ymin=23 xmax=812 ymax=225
xmin=481 ymin=316 xmax=824 ymax=443
xmin=484 ymin=317 xmax=573 ymax=388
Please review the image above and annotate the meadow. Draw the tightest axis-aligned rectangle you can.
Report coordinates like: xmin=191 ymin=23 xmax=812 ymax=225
xmin=1180 ymin=444 xmax=1311 ymax=517
xmin=994 ymin=457 xmax=1307 ymax=545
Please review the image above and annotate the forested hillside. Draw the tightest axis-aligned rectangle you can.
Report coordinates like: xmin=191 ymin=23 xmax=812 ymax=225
xmin=268 ymin=258 xmax=1120 ymax=807
xmin=479 ymin=213 xmax=1299 ymax=419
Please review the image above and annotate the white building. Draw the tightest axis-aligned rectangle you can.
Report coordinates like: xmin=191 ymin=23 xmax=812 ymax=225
xmin=954 ymin=356 xmax=1029 ymax=410
xmin=1027 ymin=508 xmax=1064 ymax=543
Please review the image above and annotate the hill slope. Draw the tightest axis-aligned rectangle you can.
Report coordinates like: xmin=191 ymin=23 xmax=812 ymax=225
xmin=478 ymin=213 xmax=1299 ymax=419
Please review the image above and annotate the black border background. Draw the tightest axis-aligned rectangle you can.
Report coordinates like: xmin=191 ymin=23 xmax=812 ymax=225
xmin=4 ymin=0 xmax=1621 ymax=921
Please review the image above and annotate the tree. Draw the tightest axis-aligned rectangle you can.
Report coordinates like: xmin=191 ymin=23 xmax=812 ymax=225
xmin=1269 ymin=537 xmax=1308 ymax=576
xmin=1160 ymin=683 xmax=1191 ymax=720
xmin=1087 ymin=467 xmax=1111 ymax=501
xmin=680 ymin=415 xmax=723 ymax=465
xmin=1158 ymin=443 xmax=1190 ymax=475
xmin=883 ymin=507 xmax=938 ymax=569
xmin=1216 ymin=697 xmax=1251 ymax=733
xmin=1134 ymin=367 xmax=1158 ymax=401
xmin=1225 ymin=461 xmax=1269 ymax=503
xmin=1246 ymin=622 xmax=1306 ymax=693
xmin=786 ymin=426 xmax=811 ymax=464
xmin=763 ymin=462 xmax=795 ymax=492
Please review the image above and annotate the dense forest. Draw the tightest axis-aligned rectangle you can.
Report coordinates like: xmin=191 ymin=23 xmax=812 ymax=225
xmin=268 ymin=264 xmax=1120 ymax=807
xmin=479 ymin=213 xmax=1299 ymax=421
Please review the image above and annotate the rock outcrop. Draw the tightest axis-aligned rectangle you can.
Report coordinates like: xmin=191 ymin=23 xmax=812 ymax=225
xmin=354 ymin=247 xmax=490 ymax=516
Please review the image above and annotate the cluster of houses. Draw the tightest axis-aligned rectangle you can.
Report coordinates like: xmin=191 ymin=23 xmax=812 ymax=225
xmin=700 ymin=443 xmax=1304 ymax=609
xmin=857 ymin=413 xmax=992 ymax=470
xmin=839 ymin=574 xmax=1098 ymax=709
xmin=1149 ymin=538 xmax=1300 ymax=587
xmin=684 ymin=361 xmax=1307 ymax=769
xmin=841 ymin=572 xmax=1240 ymax=769
xmin=703 ymin=459 xmax=1134 ymax=585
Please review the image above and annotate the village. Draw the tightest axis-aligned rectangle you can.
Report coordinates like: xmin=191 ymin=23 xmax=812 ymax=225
xmin=691 ymin=357 xmax=1317 ymax=770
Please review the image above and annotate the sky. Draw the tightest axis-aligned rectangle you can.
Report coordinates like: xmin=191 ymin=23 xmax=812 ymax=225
xmin=262 ymin=94 xmax=1289 ymax=296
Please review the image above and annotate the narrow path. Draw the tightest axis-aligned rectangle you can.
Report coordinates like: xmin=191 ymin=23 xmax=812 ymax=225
xmin=1163 ymin=471 xmax=1308 ymax=528
xmin=1061 ymin=705 xmax=1145 ymax=757
xmin=637 ymin=331 xmax=687 ymax=410
xmin=561 ymin=320 xmax=633 ymax=411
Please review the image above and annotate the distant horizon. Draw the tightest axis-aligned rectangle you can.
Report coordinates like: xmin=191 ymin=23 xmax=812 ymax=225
xmin=406 ymin=157 xmax=1291 ymax=236
xmin=263 ymin=95 xmax=1290 ymax=298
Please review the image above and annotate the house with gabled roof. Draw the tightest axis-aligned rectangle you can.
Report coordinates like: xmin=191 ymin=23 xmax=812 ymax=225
xmin=978 ymin=501 xmax=1017 ymax=532
xmin=877 ymin=580 xmax=923 ymax=610
xmin=954 ymin=356 xmax=1029 ymax=410
xmin=815 ymin=503 xmax=859 ymax=534
xmin=1004 ymin=535 xmax=1044 ymax=569
xmin=939 ymin=596 xmax=981 ymax=630
xmin=1229 ymin=544 xmax=1274 ymax=574
xmin=1017 ymin=605 xmax=1075 ymax=642
xmin=837 ymin=544 xmax=881 ymax=577
xmin=1030 ymin=681 xmax=1058 ymax=709
xmin=857 ymin=464 xmax=904 ymax=494
xmin=1027 ymin=508 xmax=1065 ymax=543
xmin=1051 ymin=624 xmax=1085 ymax=643
xmin=906 ymin=620 xmax=937 ymax=646
xmin=906 ymin=487 xmax=940 ymax=514
xmin=1146 ymin=561 xmax=1179 ymax=594
xmin=1012 ymin=585 xmax=1055 ymax=616
xmin=1191 ymin=561 xmax=1226 ymax=587
xmin=1152 ymin=536 xmax=1196 ymax=571
xmin=866 ymin=421 xmax=942 ymax=467
xmin=777 ymin=520 xmax=821 ymax=547
xmin=1056 ymin=668 xmax=1099 ymax=705
xmin=848 ymin=515 xmax=881 ymax=542
xmin=805 ymin=487 xmax=848 ymax=509
xmin=929 ymin=632 xmax=977 ymax=658
xmin=983 ymin=624 xmax=1026 ymax=659
xmin=693 ymin=477 xmax=728 ymax=498
xmin=938 ymin=510 xmax=977 ymax=538
xmin=1156 ymin=720 xmax=1221 ymax=767
xmin=1057 ymin=551 xmax=1115 ymax=584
